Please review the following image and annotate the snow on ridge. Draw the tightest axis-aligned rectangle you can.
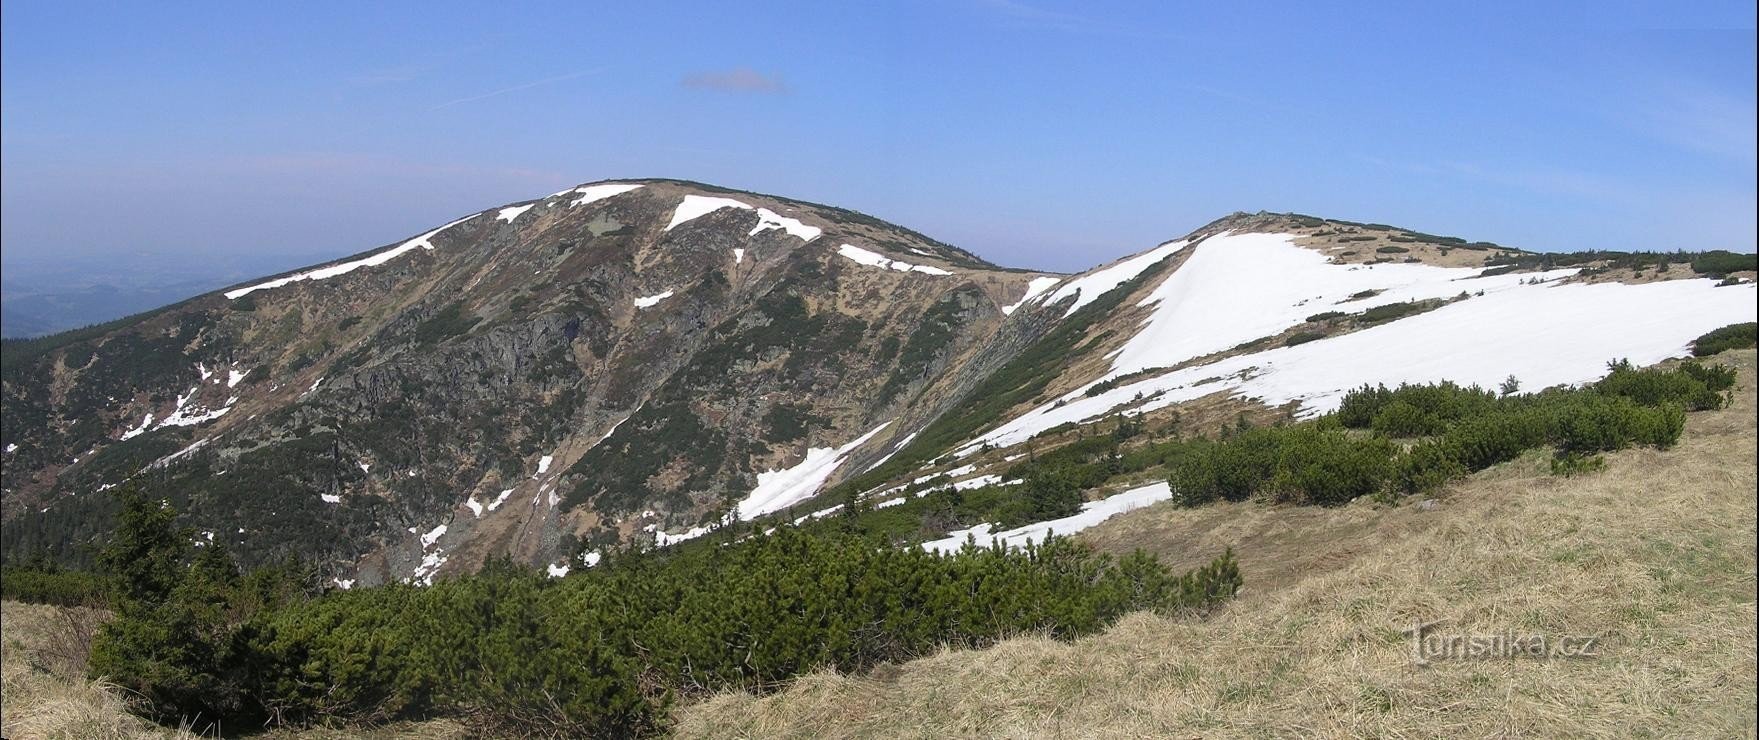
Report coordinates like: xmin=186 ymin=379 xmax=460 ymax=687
xmin=737 ymin=421 xmax=893 ymax=520
xmin=1102 ymin=231 xmax=1581 ymax=383
xmin=923 ymin=482 xmax=1173 ymax=554
xmin=567 ymin=183 xmax=645 ymax=208
xmin=960 ymin=277 xmax=1758 ymax=454
xmin=667 ymin=195 xmax=751 ymax=230
xmin=1042 ymin=239 xmax=1189 ymax=318
xmin=750 ymin=208 xmax=821 ymax=241
xmin=633 ymin=290 xmax=675 ymax=309
xmin=836 ymin=244 xmax=953 ymax=276
xmin=225 ymin=213 xmax=480 ymax=299
xmin=1001 ymin=276 xmax=1062 ymax=315
xmin=497 ymin=204 xmax=536 ymax=223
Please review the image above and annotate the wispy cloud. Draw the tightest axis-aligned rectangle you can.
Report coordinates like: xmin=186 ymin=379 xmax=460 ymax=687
xmin=1638 ymin=81 xmax=1757 ymax=163
xmin=430 ymin=68 xmax=604 ymax=111
xmin=680 ymin=67 xmax=788 ymax=94
xmin=976 ymin=0 xmax=1189 ymax=41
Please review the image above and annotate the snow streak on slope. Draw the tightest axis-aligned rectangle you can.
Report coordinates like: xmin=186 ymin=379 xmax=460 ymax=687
xmin=922 ymin=482 xmax=1173 ymax=554
xmin=961 ymin=275 xmax=1758 ymax=453
xmin=1042 ymin=240 xmax=1188 ymax=318
xmin=836 ymin=244 xmax=953 ymax=276
xmin=633 ymin=290 xmax=675 ymax=309
xmin=225 ymin=214 xmax=480 ymax=299
xmin=1001 ymin=276 xmax=1062 ymax=315
xmin=737 ymin=422 xmax=892 ymax=519
xmin=663 ymin=194 xmax=820 ymax=240
xmin=496 ymin=204 xmax=535 ymax=223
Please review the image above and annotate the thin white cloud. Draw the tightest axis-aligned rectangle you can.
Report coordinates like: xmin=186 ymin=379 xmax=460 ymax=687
xmin=680 ymin=67 xmax=788 ymax=94
xmin=430 ymin=68 xmax=604 ymax=111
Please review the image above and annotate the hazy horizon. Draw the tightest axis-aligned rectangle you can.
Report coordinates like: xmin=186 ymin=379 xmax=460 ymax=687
xmin=3 ymin=0 xmax=1755 ymax=337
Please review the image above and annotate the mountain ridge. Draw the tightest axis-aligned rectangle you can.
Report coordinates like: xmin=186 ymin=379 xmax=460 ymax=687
xmin=3 ymin=178 xmax=1754 ymax=586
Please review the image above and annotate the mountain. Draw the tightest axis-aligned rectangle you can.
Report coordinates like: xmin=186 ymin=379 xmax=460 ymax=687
xmin=3 ymin=180 xmax=1754 ymax=586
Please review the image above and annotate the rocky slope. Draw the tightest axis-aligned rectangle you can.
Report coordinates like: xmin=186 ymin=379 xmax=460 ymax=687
xmin=3 ymin=183 xmax=1754 ymax=586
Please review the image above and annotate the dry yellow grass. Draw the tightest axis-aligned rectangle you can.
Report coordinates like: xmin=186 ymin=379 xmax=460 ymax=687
xmin=675 ymin=350 xmax=1759 ymax=738
xmin=0 ymin=600 xmax=196 ymax=740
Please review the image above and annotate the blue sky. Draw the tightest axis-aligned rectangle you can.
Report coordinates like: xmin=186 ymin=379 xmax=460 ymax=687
xmin=2 ymin=1 xmax=1754 ymax=274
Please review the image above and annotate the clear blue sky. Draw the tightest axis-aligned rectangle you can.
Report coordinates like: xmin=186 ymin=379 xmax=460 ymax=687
xmin=3 ymin=1 xmax=1754 ymax=273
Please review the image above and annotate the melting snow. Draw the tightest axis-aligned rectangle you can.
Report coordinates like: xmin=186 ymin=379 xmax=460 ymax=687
xmin=225 ymin=214 xmax=478 ymax=299
xmin=836 ymin=244 xmax=953 ymax=276
xmin=1042 ymin=239 xmax=1189 ymax=318
xmin=120 ymin=413 xmax=155 ymax=440
xmin=496 ymin=204 xmax=536 ymax=223
xmin=565 ymin=183 xmax=644 ymax=208
xmin=749 ymin=208 xmax=821 ymax=241
xmin=1106 ymin=232 xmax=1579 ymax=380
xmin=1001 ymin=276 xmax=1063 ymax=315
xmin=923 ymin=482 xmax=1173 ymax=554
xmin=961 ymin=273 xmax=1757 ymax=453
xmin=420 ymin=524 xmax=447 ymax=549
xmin=667 ymin=195 xmax=750 ymax=230
xmin=633 ymin=290 xmax=675 ymax=309
xmin=738 ymin=422 xmax=892 ymax=519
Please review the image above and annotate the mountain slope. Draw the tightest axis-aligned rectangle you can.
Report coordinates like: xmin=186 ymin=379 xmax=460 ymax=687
xmin=3 ymin=186 xmax=1754 ymax=588
xmin=0 ymin=180 xmax=1061 ymax=585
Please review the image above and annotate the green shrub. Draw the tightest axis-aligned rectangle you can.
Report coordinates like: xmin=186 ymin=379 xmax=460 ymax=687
xmin=1392 ymin=440 xmax=1465 ymax=495
xmin=1305 ymin=311 xmax=1345 ymax=322
xmin=1596 ymin=359 xmax=1727 ymax=411
xmin=1549 ymin=452 xmax=1605 ymax=477
xmin=1375 ymin=245 xmax=1410 ymax=254
xmin=1282 ymin=331 xmax=1327 ymax=347
xmin=1267 ymin=429 xmax=1396 ymax=505
xmin=1691 ymin=323 xmax=1756 ymax=357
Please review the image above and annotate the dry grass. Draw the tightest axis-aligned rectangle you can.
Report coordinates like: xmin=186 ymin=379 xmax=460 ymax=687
xmin=0 ymin=601 xmax=197 ymax=740
xmin=675 ymin=350 xmax=1759 ymax=738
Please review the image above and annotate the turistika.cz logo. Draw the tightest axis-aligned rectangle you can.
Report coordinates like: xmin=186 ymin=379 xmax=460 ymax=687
xmin=1402 ymin=620 xmax=1600 ymax=665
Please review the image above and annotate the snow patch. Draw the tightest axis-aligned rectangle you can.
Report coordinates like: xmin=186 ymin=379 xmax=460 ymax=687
xmin=535 ymin=455 xmax=553 ymax=476
xmin=225 ymin=214 xmax=478 ymax=299
xmin=465 ymin=497 xmax=484 ymax=517
xmin=496 ymin=204 xmax=536 ymax=223
xmin=962 ymin=276 xmax=1757 ymax=453
xmin=924 ymin=482 xmax=1173 ymax=554
xmin=836 ymin=244 xmax=953 ymax=276
xmin=320 ymin=493 xmax=342 ymax=504
xmin=547 ymin=563 xmax=570 ymax=578
xmin=633 ymin=290 xmax=675 ymax=309
xmin=749 ymin=208 xmax=821 ymax=241
xmin=1042 ymin=239 xmax=1188 ymax=318
xmin=733 ymin=248 xmax=746 ymax=264
xmin=487 ymin=488 xmax=515 ymax=511
xmin=566 ymin=183 xmax=644 ymax=208
xmin=227 ymin=369 xmax=247 ymax=388
xmin=667 ymin=195 xmax=751 ymax=230
xmin=120 ymin=413 xmax=155 ymax=440
xmin=420 ymin=524 xmax=447 ymax=549
xmin=332 ymin=578 xmax=354 ymax=590
xmin=737 ymin=422 xmax=892 ymax=519
xmin=1001 ymin=276 xmax=1062 ymax=315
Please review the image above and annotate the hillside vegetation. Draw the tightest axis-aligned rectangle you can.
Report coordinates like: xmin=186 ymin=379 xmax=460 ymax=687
xmin=676 ymin=349 xmax=1757 ymax=737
